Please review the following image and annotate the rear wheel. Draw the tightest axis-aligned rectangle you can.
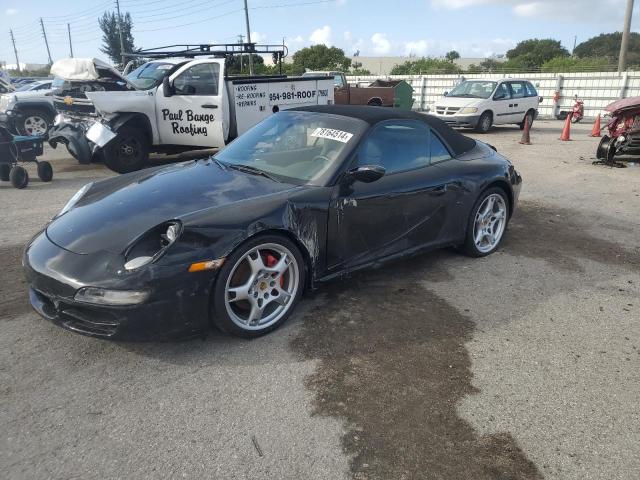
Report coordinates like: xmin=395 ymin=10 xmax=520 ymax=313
xmin=212 ymin=235 xmax=306 ymax=338
xmin=367 ymin=98 xmax=383 ymax=107
xmin=462 ymin=188 xmax=509 ymax=257
xmin=9 ymin=165 xmax=29 ymax=189
xmin=519 ymin=110 xmax=534 ymax=130
xmin=104 ymin=126 xmax=149 ymax=174
xmin=475 ymin=111 xmax=493 ymax=133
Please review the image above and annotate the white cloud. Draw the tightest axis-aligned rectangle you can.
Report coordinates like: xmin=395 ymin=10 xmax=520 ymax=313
xmin=371 ymin=33 xmax=391 ymax=55
xmin=6 ymin=8 xmax=18 ymax=15
xmin=309 ymin=25 xmax=332 ymax=45
xmin=344 ymin=31 xmax=364 ymax=55
xmin=404 ymin=40 xmax=429 ymax=56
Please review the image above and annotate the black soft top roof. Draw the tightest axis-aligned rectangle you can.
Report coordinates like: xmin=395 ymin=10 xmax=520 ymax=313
xmin=291 ymin=105 xmax=476 ymax=156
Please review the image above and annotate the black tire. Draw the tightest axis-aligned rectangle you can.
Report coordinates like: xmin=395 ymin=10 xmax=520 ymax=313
xmin=211 ymin=234 xmax=306 ymax=338
xmin=519 ymin=110 xmax=534 ymax=130
xmin=475 ymin=111 xmax=493 ymax=133
xmin=9 ymin=165 xmax=29 ymax=189
xmin=103 ymin=126 xmax=150 ymax=173
xmin=0 ymin=163 xmax=10 ymax=181
xmin=37 ymin=161 xmax=53 ymax=182
xmin=16 ymin=109 xmax=52 ymax=137
xmin=367 ymin=98 xmax=383 ymax=107
xmin=462 ymin=187 xmax=510 ymax=257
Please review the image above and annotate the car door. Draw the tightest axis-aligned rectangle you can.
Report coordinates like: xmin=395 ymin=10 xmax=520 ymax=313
xmin=506 ymin=81 xmax=527 ymax=123
xmin=491 ymin=82 xmax=512 ymax=125
xmin=155 ymin=61 xmax=225 ymax=147
xmin=326 ymin=120 xmax=459 ymax=271
xmin=333 ymin=73 xmax=349 ymax=104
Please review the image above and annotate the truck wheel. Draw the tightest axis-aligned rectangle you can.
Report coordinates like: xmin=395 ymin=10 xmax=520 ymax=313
xmin=37 ymin=161 xmax=53 ymax=182
xmin=10 ymin=165 xmax=29 ymax=189
xmin=0 ymin=163 xmax=10 ymax=181
xmin=104 ymin=126 xmax=150 ymax=174
xmin=367 ymin=98 xmax=383 ymax=107
xmin=17 ymin=109 xmax=52 ymax=137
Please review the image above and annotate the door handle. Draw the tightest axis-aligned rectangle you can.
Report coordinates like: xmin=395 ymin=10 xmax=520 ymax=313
xmin=513 ymin=103 xmax=518 ymax=107
xmin=201 ymin=104 xmax=218 ymax=109
xmin=509 ymin=104 xmax=514 ymax=107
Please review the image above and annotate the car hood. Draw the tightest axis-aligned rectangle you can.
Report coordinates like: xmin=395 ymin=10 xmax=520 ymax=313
xmin=434 ymin=97 xmax=482 ymax=109
xmin=46 ymin=160 xmax=299 ymax=255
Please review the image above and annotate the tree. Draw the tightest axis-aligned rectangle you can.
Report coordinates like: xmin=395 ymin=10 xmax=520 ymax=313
xmin=506 ymin=39 xmax=569 ymax=70
xmin=99 ymin=11 xmax=135 ymax=67
xmin=390 ymin=57 xmax=460 ymax=75
xmin=541 ymin=56 xmax=610 ymax=73
xmin=350 ymin=67 xmax=371 ymax=75
xmin=574 ymin=32 xmax=640 ymax=66
xmin=291 ymin=45 xmax=351 ymax=73
xmin=226 ymin=54 xmax=266 ymax=75
xmin=445 ymin=50 xmax=460 ymax=62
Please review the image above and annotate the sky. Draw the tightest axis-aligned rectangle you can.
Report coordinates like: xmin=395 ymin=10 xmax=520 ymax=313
xmin=1 ymin=0 xmax=638 ymax=67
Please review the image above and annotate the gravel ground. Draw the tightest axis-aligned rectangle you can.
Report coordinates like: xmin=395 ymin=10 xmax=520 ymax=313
xmin=1 ymin=120 xmax=638 ymax=479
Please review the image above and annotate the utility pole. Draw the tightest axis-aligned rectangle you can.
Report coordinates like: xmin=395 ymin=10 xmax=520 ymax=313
xmin=40 ymin=18 xmax=53 ymax=64
xmin=243 ymin=0 xmax=253 ymax=74
xmin=115 ymin=0 xmax=126 ymax=67
xmin=618 ymin=0 xmax=635 ymax=72
xmin=238 ymin=34 xmax=244 ymax=73
xmin=67 ymin=23 xmax=74 ymax=58
xmin=9 ymin=30 xmax=20 ymax=72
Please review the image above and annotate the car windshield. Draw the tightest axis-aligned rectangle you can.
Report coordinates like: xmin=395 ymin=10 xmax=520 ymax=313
xmin=448 ymin=81 xmax=497 ymax=99
xmin=215 ymin=111 xmax=367 ymax=186
xmin=126 ymin=62 xmax=175 ymax=89
xmin=15 ymin=83 xmax=39 ymax=92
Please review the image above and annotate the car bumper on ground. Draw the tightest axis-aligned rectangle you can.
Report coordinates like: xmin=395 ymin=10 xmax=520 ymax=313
xmin=23 ymin=231 xmax=214 ymax=341
xmin=427 ymin=113 xmax=481 ymax=128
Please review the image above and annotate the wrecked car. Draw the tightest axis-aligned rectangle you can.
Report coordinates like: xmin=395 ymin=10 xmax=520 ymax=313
xmin=596 ymin=96 xmax=640 ymax=164
xmin=23 ymin=106 xmax=522 ymax=340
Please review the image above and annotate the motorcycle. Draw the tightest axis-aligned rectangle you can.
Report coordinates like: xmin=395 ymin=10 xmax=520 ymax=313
xmin=570 ymin=95 xmax=584 ymax=123
xmin=596 ymin=96 xmax=640 ymax=165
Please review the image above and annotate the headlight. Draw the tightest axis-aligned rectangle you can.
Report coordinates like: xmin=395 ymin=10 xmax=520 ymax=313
xmin=58 ymin=182 xmax=93 ymax=217
xmin=460 ymin=107 xmax=479 ymax=114
xmin=54 ymin=113 xmax=69 ymax=126
xmin=74 ymin=287 xmax=149 ymax=306
xmin=123 ymin=221 xmax=182 ymax=271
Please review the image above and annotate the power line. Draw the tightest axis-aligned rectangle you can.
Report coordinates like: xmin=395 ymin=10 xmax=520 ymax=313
xmin=134 ymin=8 xmax=244 ymax=32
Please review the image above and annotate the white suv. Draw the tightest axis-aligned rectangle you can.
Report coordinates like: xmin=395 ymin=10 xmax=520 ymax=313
xmin=428 ymin=78 xmax=541 ymax=133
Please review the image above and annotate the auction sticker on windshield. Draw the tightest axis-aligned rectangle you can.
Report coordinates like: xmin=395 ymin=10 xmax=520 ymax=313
xmin=311 ymin=127 xmax=353 ymax=143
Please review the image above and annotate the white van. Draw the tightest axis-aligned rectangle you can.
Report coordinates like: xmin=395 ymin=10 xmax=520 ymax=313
xmin=427 ymin=78 xmax=542 ymax=133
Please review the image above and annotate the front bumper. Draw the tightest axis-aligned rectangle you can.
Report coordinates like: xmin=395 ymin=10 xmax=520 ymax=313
xmin=23 ymin=231 xmax=214 ymax=341
xmin=427 ymin=112 xmax=481 ymax=128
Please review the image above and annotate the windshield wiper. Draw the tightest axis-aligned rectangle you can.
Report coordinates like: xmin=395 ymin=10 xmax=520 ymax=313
xmin=223 ymin=163 xmax=281 ymax=182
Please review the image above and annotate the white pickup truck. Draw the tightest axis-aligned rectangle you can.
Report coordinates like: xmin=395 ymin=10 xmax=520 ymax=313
xmin=49 ymin=51 xmax=334 ymax=173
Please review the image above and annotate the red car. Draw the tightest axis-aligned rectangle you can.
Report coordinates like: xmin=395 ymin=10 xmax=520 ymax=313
xmin=597 ymin=96 xmax=640 ymax=163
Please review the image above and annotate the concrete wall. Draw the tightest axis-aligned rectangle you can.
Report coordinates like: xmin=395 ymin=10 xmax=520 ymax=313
xmin=345 ymin=71 xmax=640 ymax=119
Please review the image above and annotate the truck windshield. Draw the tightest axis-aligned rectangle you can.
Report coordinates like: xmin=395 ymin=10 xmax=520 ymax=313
xmin=448 ymin=81 xmax=497 ymax=99
xmin=215 ymin=111 xmax=367 ymax=186
xmin=126 ymin=62 xmax=175 ymax=90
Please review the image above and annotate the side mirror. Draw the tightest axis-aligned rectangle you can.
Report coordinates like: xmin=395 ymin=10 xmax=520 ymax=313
xmin=348 ymin=165 xmax=385 ymax=183
xmin=539 ymin=96 xmax=543 ymax=103
xmin=443 ymin=91 xmax=449 ymax=96
xmin=162 ymin=76 xmax=173 ymax=97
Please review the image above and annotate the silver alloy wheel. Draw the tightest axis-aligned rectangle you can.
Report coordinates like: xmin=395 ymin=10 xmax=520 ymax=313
xmin=225 ymin=242 xmax=300 ymax=331
xmin=480 ymin=114 xmax=492 ymax=132
xmin=23 ymin=115 xmax=48 ymax=136
xmin=473 ymin=193 xmax=507 ymax=253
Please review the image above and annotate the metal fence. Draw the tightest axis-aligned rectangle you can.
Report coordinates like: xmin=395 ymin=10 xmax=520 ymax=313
xmin=345 ymin=71 xmax=640 ymax=119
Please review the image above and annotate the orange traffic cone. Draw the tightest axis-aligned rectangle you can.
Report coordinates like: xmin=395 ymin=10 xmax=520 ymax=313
xmin=589 ymin=114 xmax=602 ymax=137
xmin=519 ymin=115 xmax=532 ymax=145
xmin=560 ymin=114 xmax=572 ymax=141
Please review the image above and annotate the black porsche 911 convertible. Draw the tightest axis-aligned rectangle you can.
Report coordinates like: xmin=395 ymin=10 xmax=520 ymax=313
xmin=24 ymin=105 xmax=521 ymax=339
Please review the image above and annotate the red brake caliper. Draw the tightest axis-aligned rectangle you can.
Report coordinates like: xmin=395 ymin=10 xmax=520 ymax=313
xmin=265 ymin=253 xmax=285 ymax=287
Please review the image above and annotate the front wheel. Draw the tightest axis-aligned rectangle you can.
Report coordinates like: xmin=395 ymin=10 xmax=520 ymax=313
xmin=212 ymin=235 xmax=306 ymax=338
xmin=475 ymin=111 xmax=493 ymax=133
xmin=103 ymin=126 xmax=150 ymax=174
xmin=462 ymin=188 xmax=510 ymax=257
